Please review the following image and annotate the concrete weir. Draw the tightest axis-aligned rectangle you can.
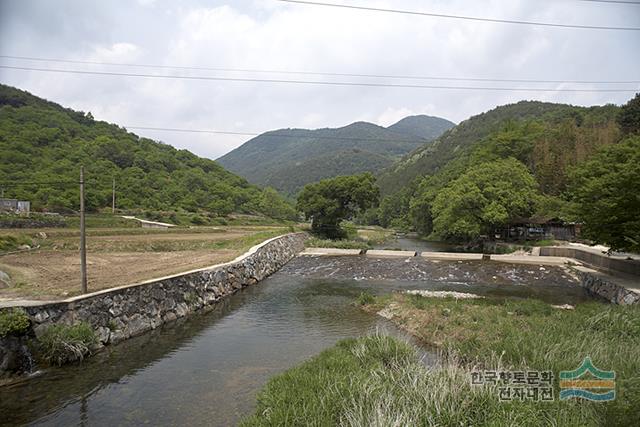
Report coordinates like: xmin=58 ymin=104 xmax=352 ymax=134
xmin=301 ymin=247 xmax=639 ymax=305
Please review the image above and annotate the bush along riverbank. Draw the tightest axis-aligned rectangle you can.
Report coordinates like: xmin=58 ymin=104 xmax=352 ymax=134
xmin=243 ymin=296 xmax=640 ymax=426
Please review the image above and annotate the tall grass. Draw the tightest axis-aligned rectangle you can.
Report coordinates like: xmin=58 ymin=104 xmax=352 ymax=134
xmin=38 ymin=322 xmax=97 ymax=366
xmin=369 ymin=296 xmax=640 ymax=426
xmin=242 ymin=334 xmax=600 ymax=426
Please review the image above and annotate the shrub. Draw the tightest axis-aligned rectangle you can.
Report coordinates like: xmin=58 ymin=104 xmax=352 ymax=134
xmin=0 ymin=308 xmax=30 ymax=337
xmin=38 ymin=322 xmax=97 ymax=366
xmin=357 ymin=291 xmax=375 ymax=306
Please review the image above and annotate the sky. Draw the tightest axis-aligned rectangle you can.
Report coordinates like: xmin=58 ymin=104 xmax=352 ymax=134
xmin=0 ymin=0 xmax=638 ymax=160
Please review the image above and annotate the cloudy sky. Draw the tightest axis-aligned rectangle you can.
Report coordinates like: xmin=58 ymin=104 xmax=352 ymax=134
xmin=0 ymin=0 xmax=638 ymax=159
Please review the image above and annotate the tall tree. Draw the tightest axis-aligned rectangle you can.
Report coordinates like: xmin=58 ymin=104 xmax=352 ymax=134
xmin=431 ymin=158 xmax=539 ymax=242
xmin=297 ymin=173 xmax=379 ymax=238
xmin=570 ymin=137 xmax=640 ymax=252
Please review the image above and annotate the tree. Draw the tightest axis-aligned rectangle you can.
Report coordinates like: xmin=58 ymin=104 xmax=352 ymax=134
xmin=431 ymin=158 xmax=539 ymax=242
xmin=297 ymin=173 xmax=379 ymax=238
xmin=617 ymin=93 xmax=640 ymax=135
xmin=569 ymin=137 xmax=640 ymax=252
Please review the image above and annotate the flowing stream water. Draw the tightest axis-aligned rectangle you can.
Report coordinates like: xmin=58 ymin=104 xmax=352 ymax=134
xmin=0 ymin=242 xmax=594 ymax=426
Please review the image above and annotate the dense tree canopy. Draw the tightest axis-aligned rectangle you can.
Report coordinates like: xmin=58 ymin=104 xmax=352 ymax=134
xmin=431 ymin=159 xmax=539 ymax=242
xmin=297 ymin=173 xmax=379 ymax=238
xmin=0 ymin=84 xmax=296 ymax=220
xmin=617 ymin=93 xmax=640 ymax=136
xmin=376 ymin=103 xmax=624 ymax=242
xmin=569 ymin=137 xmax=640 ymax=252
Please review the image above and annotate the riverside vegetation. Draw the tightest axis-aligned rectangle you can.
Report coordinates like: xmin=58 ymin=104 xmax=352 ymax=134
xmin=374 ymin=95 xmax=640 ymax=252
xmin=244 ymin=297 xmax=640 ymax=426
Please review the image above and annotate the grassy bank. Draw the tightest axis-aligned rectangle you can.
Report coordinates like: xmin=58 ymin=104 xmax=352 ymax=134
xmin=243 ymin=334 xmax=604 ymax=426
xmin=244 ymin=297 xmax=640 ymax=425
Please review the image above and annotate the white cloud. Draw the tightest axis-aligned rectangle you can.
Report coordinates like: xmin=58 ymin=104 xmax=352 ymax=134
xmin=0 ymin=0 xmax=637 ymax=160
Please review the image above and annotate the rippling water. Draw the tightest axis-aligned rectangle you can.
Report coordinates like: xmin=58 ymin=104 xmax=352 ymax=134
xmin=0 ymin=256 xmax=592 ymax=426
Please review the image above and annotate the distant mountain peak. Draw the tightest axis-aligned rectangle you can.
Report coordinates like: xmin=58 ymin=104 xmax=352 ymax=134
xmin=387 ymin=115 xmax=455 ymax=141
xmin=217 ymin=114 xmax=453 ymax=195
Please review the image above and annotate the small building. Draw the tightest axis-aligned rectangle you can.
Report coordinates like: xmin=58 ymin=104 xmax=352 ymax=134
xmin=495 ymin=218 xmax=580 ymax=242
xmin=0 ymin=198 xmax=30 ymax=215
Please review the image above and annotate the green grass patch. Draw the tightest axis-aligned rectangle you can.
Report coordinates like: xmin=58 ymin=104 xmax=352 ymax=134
xmin=38 ymin=322 xmax=97 ymax=366
xmin=382 ymin=295 xmax=640 ymax=425
xmin=0 ymin=308 xmax=30 ymax=337
xmin=242 ymin=334 xmax=600 ymax=426
xmin=356 ymin=291 xmax=375 ymax=306
xmin=0 ymin=234 xmax=33 ymax=252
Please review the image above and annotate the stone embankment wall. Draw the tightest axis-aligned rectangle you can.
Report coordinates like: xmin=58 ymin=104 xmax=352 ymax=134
xmin=540 ymin=246 xmax=640 ymax=276
xmin=5 ymin=233 xmax=306 ymax=349
xmin=577 ymin=270 xmax=640 ymax=305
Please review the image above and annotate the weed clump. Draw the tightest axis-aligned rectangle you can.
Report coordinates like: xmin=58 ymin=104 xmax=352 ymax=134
xmin=38 ymin=322 xmax=97 ymax=366
xmin=357 ymin=291 xmax=375 ymax=306
xmin=0 ymin=308 xmax=30 ymax=337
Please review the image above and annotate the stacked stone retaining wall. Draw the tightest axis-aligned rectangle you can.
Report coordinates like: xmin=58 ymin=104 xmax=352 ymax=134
xmin=2 ymin=233 xmax=306 ymax=349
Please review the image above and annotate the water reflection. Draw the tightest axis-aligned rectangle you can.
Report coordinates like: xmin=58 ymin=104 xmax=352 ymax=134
xmin=0 ymin=257 xmax=593 ymax=426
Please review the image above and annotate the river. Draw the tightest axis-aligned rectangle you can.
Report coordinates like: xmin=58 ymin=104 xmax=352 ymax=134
xmin=0 ymin=252 xmax=593 ymax=426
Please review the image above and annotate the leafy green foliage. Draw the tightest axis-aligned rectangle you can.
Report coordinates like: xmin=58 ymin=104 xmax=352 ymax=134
xmin=297 ymin=173 xmax=379 ymax=238
xmin=378 ymin=100 xmax=620 ymax=197
xmin=38 ymin=322 xmax=97 ymax=366
xmin=377 ymin=187 xmax=411 ymax=228
xmin=431 ymin=159 xmax=538 ymax=241
xmin=218 ymin=118 xmax=453 ymax=196
xmin=569 ymin=137 xmax=640 ymax=252
xmin=0 ymin=84 xmax=294 ymax=220
xmin=617 ymin=93 xmax=640 ymax=135
xmin=0 ymin=308 xmax=30 ymax=337
xmin=379 ymin=101 xmax=625 ymax=240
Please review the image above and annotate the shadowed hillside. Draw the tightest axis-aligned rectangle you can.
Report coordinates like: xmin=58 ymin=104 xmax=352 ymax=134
xmin=217 ymin=116 xmax=453 ymax=196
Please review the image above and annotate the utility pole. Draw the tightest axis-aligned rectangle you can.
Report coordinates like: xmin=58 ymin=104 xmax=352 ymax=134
xmin=80 ymin=166 xmax=88 ymax=294
xmin=112 ymin=177 xmax=116 ymax=214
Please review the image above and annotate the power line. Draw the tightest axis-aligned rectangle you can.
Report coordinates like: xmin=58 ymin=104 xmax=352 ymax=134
xmin=276 ymin=0 xmax=640 ymax=31
xmin=1 ymin=54 xmax=638 ymax=84
xmin=1 ymin=65 xmax=637 ymax=93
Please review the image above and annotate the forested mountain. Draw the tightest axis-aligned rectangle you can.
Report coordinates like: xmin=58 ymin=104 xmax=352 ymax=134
xmin=374 ymin=98 xmax=629 ymax=244
xmin=387 ymin=115 xmax=455 ymax=140
xmin=377 ymin=101 xmax=619 ymax=195
xmin=0 ymin=84 xmax=295 ymax=219
xmin=217 ymin=116 xmax=453 ymax=196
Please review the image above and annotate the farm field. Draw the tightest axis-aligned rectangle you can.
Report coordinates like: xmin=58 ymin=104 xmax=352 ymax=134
xmin=0 ymin=223 xmax=290 ymax=302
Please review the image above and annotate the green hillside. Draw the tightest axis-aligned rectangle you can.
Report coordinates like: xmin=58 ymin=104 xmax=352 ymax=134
xmin=387 ymin=114 xmax=455 ymax=140
xmin=0 ymin=84 xmax=295 ymax=220
xmin=217 ymin=117 xmax=453 ymax=196
xmin=377 ymin=101 xmax=619 ymax=196
xmin=374 ymin=99 xmax=628 ymax=242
